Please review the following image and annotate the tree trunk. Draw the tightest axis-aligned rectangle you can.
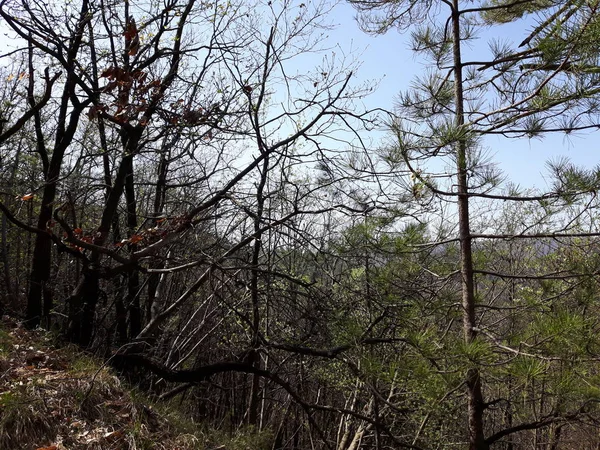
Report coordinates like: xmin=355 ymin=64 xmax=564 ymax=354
xmin=0 ymin=213 xmax=11 ymax=314
xmin=25 ymin=0 xmax=90 ymax=329
xmin=26 ymin=191 xmax=54 ymax=327
xmin=451 ymin=1 xmax=487 ymax=448
xmin=146 ymin=149 xmax=169 ymax=320
xmin=67 ymin=264 xmax=99 ymax=346
xmin=248 ymin=153 xmax=269 ymax=426
xmin=1 ymin=144 xmax=21 ymax=313
xmin=124 ymin=156 xmax=141 ymax=338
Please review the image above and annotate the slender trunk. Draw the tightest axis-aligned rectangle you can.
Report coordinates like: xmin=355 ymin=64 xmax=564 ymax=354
xmin=27 ymin=186 xmax=55 ymax=328
xmin=118 ymin=6 xmax=141 ymax=339
xmin=115 ymin=284 xmax=128 ymax=344
xmin=505 ymin=377 xmax=514 ymax=450
xmin=124 ymin=157 xmax=141 ymax=337
xmin=506 ymin=256 xmax=515 ymax=450
xmin=364 ymin=235 xmax=382 ymax=450
xmin=451 ymin=1 xmax=487 ymax=449
xmin=67 ymin=263 xmax=99 ymax=346
xmin=0 ymin=213 xmax=10 ymax=314
xmin=549 ymin=424 xmax=562 ymax=450
xmin=112 ymin=212 xmax=126 ymax=344
xmin=147 ymin=148 xmax=169 ymax=320
xmin=26 ymin=1 xmax=90 ymax=329
xmin=1 ymin=146 xmax=21 ymax=312
xmin=127 ymin=270 xmax=141 ymax=337
xmin=346 ymin=426 xmax=366 ymax=450
xmin=25 ymin=38 xmax=51 ymax=328
xmin=88 ymin=20 xmax=128 ymax=343
xmin=248 ymin=154 xmax=269 ymax=426
xmin=151 ymin=250 xmax=171 ymax=321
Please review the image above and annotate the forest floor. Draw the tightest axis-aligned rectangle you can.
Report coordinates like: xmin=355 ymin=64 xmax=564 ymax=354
xmin=0 ymin=316 xmax=266 ymax=450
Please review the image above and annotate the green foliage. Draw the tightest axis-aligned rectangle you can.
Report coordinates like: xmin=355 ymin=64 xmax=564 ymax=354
xmin=457 ymin=338 xmax=495 ymax=365
xmin=530 ymin=308 xmax=597 ymax=357
xmin=547 ymin=158 xmax=600 ymax=201
xmin=506 ymin=357 xmax=549 ymax=387
xmin=0 ymin=329 xmax=13 ymax=356
xmin=220 ymin=427 xmax=274 ymax=450
xmin=481 ymin=0 xmax=554 ymax=24
xmin=0 ymin=385 xmax=53 ymax=450
xmin=5 ymin=0 xmax=600 ymax=447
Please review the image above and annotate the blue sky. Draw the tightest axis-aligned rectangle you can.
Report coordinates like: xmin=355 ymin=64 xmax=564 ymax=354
xmin=2 ymin=0 xmax=597 ymax=193
xmin=324 ymin=2 xmax=600 ymax=191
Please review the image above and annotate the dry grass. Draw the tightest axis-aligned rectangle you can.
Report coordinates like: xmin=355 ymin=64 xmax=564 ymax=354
xmin=0 ymin=317 xmax=206 ymax=450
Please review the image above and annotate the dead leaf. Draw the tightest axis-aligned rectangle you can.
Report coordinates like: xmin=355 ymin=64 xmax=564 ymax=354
xmin=103 ymin=430 xmax=123 ymax=441
xmin=88 ymin=105 xmax=104 ymax=120
xmin=125 ymin=16 xmax=140 ymax=56
xmin=129 ymin=234 xmax=143 ymax=244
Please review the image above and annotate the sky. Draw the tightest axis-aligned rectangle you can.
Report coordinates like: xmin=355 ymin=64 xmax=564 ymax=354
xmin=322 ymin=2 xmax=600 ymax=192
xmin=1 ymin=0 xmax=598 ymax=193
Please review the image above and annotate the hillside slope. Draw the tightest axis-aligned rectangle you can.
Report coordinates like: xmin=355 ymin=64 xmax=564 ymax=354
xmin=0 ymin=317 xmax=269 ymax=450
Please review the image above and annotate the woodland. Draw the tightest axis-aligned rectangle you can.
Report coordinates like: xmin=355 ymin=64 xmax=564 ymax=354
xmin=2 ymin=0 xmax=600 ymax=449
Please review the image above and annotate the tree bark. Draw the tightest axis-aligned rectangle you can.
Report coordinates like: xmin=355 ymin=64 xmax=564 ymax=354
xmin=248 ymin=153 xmax=269 ymax=426
xmin=451 ymin=0 xmax=487 ymax=448
xmin=67 ymin=263 xmax=99 ymax=346
xmin=124 ymin=156 xmax=141 ymax=338
xmin=0 ymin=213 xmax=11 ymax=314
xmin=25 ymin=0 xmax=90 ymax=329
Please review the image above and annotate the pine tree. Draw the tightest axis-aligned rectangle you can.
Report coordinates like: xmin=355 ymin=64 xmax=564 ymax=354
xmin=351 ymin=0 xmax=600 ymax=448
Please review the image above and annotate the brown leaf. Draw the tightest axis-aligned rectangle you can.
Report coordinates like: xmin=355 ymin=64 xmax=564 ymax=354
xmin=115 ymin=68 xmax=131 ymax=83
xmin=87 ymin=105 xmax=104 ymax=120
xmin=124 ymin=16 xmax=138 ymax=41
xmin=125 ymin=16 xmax=140 ymax=56
xmin=129 ymin=234 xmax=143 ymax=244
xmin=131 ymin=70 xmax=147 ymax=83
xmin=100 ymin=67 xmax=116 ymax=79
xmin=103 ymin=430 xmax=123 ymax=441
xmin=128 ymin=41 xmax=139 ymax=56
xmin=102 ymin=81 xmax=118 ymax=93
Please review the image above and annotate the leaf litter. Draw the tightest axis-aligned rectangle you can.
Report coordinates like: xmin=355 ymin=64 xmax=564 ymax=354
xmin=0 ymin=317 xmax=203 ymax=450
